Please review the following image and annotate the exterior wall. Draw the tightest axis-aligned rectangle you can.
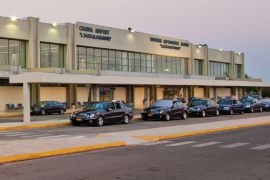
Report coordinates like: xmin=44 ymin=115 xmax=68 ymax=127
xmin=0 ymin=86 xmax=23 ymax=112
xmin=194 ymin=87 xmax=204 ymax=98
xmin=76 ymin=22 xmax=190 ymax=58
xmin=0 ymin=17 xmax=29 ymax=40
xmin=134 ymin=87 xmax=145 ymax=109
xmin=39 ymin=23 xmax=68 ymax=44
xmin=216 ymin=88 xmax=231 ymax=97
xmin=114 ymin=87 xmax=127 ymax=102
xmin=77 ymin=87 xmax=88 ymax=103
xmin=156 ymin=87 xmax=164 ymax=100
xmin=208 ymin=49 xmax=232 ymax=63
xmin=40 ymin=87 xmax=67 ymax=102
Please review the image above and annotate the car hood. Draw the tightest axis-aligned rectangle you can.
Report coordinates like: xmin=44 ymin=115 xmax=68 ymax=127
xmin=219 ymin=104 xmax=232 ymax=108
xmin=189 ymin=105 xmax=206 ymax=109
xmin=74 ymin=110 xmax=100 ymax=115
xmin=146 ymin=106 xmax=170 ymax=112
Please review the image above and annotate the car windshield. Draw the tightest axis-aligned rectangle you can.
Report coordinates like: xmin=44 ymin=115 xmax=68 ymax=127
xmin=219 ymin=99 xmax=233 ymax=105
xmin=85 ymin=102 xmax=107 ymax=111
xmin=152 ymin=100 xmax=173 ymax=107
xmin=241 ymin=99 xmax=252 ymax=104
xmin=260 ymin=99 xmax=270 ymax=103
xmin=189 ymin=100 xmax=208 ymax=107
xmin=36 ymin=101 xmax=47 ymax=106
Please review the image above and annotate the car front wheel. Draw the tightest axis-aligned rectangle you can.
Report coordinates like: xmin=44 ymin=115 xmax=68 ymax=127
xmin=40 ymin=109 xmax=46 ymax=116
xmin=96 ymin=116 xmax=104 ymax=127
xmin=201 ymin=111 xmax=206 ymax=118
xmin=165 ymin=113 xmax=171 ymax=121
xmin=59 ymin=108 xmax=65 ymax=115
xmin=122 ymin=115 xmax=129 ymax=124
xmin=182 ymin=111 xmax=187 ymax=120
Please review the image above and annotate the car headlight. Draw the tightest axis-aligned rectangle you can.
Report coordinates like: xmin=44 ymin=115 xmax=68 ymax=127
xmin=70 ymin=113 xmax=75 ymax=118
xmin=87 ymin=114 xmax=95 ymax=118
xmin=245 ymin=105 xmax=251 ymax=108
xmin=224 ymin=107 xmax=230 ymax=110
xmin=159 ymin=110 xmax=164 ymax=114
xmin=265 ymin=104 xmax=269 ymax=107
xmin=195 ymin=108 xmax=201 ymax=111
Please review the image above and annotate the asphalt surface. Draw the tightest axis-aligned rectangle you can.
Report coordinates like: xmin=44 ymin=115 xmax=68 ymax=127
xmin=0 ymin=114 xmax=70 ymax=123
xmin=0 ymin=125 xmax=269 ymax=180
xmin=0 ymin=111 xmax=270 ymax=141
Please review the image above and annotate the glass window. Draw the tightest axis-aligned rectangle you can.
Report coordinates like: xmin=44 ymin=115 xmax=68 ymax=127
xmin=0 ymin=38 xmax=26 ymax=67
xmin=109 ymin=50 xmax=116 ymax=71
xmin=0 ymin=39 xmax=9 ymax=66
xmin=156 ymin=56 xmax=162 ymax=73
xmin=128 ymin=52 xmax=135 ymax=72
xmin=152 ymin=55 xmax=157 ymax=73
xmin=122 ymin=52 xmax=128 ymax=71
xmin=140 ymin=54 xmax=146 ymax=72
xmin=135 ymin=53 xmax=141 ymax=72
xmin=146 ymin=54 xmax=152 ymax=73
xmin=40 ymin=43 xmax=64 ymax=68
xmin=94 ymin=49 xmax=102 ymax=70
xmin=209 ymin=61 xmax=229 ymax=78
xmin=115 ymin=51 xmax=122 ymax=71
xmin=194 ymin=59 xmax=203 ymax=75
xmin=87 ymin=48 xmax=95 ymax=70
xmin=101 ymin=49 xmax=109 ymax=70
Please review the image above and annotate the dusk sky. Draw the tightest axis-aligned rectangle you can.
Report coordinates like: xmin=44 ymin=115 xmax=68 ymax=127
xmin=0 ymin=0 xmax=269 ymax=81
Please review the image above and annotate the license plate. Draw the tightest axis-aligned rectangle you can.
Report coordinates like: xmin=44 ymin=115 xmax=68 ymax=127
xmin=148 ymin=112 xmax=153 ymax=117
xmin=76 ymin=118 xmax=82 ymax=121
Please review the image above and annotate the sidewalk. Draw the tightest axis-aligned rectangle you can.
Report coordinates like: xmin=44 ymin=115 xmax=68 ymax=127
xmin=0 ymin=115 xmax=142 ymax=131
xmin=0 ymin=109 xmax=81 ymax=118
xmin=0 ymin=115 xmax=270 ymax=164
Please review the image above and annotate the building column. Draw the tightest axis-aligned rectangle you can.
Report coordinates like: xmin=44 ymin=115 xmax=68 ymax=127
xmin=92 ymin=85 xmax=100 ymax=102
xmin=66 ymin=84 xmax=77 ymax=109
xmin=213 ymin=87 xmax=217 ymax=100
xmin=30 ymin=84 xmax=40 ymax=106
xmin=258 ymin=88 xmax=262 ymax=97
xmin=27 ymin=17 xmax=39 ymax=68
xmin=144 ymin=86 xmax=150 ymax=107
xmin=204 ymin=87 xmax=210 ymax=98
xmin=23 ymin=82 xmax=31 ymax=123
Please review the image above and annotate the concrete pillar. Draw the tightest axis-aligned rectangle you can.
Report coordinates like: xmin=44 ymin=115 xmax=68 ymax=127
xmin=66 ymin=84 xmax=77 ymax=109
xmin=203 ymin=45 xmax=209 ymax=76
xmin=213 ymin=87 xmax=217 ymax=101
xmin=258 ymin=88 xmax=262 ymax=97
xmin=30 ymin=84 xmax=40 ymax=106
xmin=230 ymin=51 xmax=235 ymax=79
xmin=23 ymin=83 xmax=31 ymax=123
xmin=27 ymin=17 xmax=39 ymax=68
xmin=144 ymin=86 xmax=150 ymax=107
xmin=204 ymin=87 xmax=210 ymax=98
xmin=66 ymin=23 xmax=76 ymax=70
xmin=93 ymin=85 xmax=100 ymax=102
xmin=183 ymin=87 xmax=188 ymax=98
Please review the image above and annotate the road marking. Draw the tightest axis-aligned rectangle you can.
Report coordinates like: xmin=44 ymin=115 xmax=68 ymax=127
xmin=143 ymin=141 xmax=173 ymax=146
xmin=21 ymin=134 xmax=52 ymax=138
xmin=5 ymin=133 xmax=34 ymax=137
xmin=37 ymin=135 xmax=70 ymax=139
xmin=251 ymin=144 xmax=270 ymax=150
xmin=0 ymin=131 xmax=24 ymax=135
xmin=221 ymin=143 xmax=250 ymax=149
xmin=166 ymin=141 xmax=196 ymax=147
xmin=193 ymin=142 xmax=221 ymax=147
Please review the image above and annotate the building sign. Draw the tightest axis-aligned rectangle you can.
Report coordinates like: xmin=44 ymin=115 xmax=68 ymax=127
xmin=150 ymin=37 xmax=181 ymax=50
xmin=79 ymin=25 xmax=112 ymax=41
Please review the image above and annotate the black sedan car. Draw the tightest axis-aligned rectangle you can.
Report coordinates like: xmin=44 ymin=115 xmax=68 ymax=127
xmin=70 ymin=101 xmax=134 ymax=126
xmin=218 ymin=99 xmax=244 ymax=115
xmin=240 ymin=98 xmax=262 ymax=113
xmin=141 ymin=100 xmax=188 ymax=121
xmin=260 ymin=98 xmax=270 ymax=111
xmin=31 ymin=101 xmax=66 ymax=115
xmin=188 ymin=99 xmax=219 ymax=117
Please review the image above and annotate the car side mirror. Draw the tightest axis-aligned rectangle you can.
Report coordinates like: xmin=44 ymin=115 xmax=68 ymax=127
xmin=106 ymin=108 xmax=113 ymax=112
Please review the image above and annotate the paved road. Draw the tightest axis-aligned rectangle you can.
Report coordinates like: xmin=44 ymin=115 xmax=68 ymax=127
xmin=0 ymin=111 xmax=270 ymax=141
xmin=0 ymin=125 xmax=269 ymax=180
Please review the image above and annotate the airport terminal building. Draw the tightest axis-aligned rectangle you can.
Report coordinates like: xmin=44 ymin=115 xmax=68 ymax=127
xmin=0 ymin=16 xmax=269 ymax=122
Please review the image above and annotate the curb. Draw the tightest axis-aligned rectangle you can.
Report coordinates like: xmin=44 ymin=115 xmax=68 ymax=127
xmin=134 ymin=121 xmax=270 ymax=142
xmin=0 ymin=141 xmax=127 ymax=164
xmin=0 ymin=111 xmax=76 ymax=118
xmin=0 ymin=122 xmax=71 ymax=131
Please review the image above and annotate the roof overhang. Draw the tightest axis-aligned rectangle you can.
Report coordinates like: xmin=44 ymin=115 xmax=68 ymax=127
xmin=9 ymin=72 xmax=270 ymax=87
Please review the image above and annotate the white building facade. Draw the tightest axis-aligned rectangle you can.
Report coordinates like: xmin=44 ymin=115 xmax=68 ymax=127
xmin=0 ymin=16 xmax=269 ymax=122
